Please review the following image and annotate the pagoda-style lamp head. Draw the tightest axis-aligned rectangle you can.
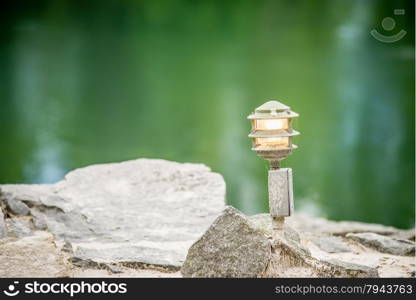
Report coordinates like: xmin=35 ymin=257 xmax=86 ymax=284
xmin=248 ymin=100 xmax=299 ymax=169
xmin=248 ymin=100 xmax=300 ymax=230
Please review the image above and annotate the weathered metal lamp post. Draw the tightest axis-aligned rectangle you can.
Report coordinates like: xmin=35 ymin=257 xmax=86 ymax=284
xmin=248 ymin=100 xmax=299 ymax=231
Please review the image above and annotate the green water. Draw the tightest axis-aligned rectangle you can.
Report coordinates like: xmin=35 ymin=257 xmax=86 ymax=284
xmin=0 ymin=0 xmax=414 ymax=228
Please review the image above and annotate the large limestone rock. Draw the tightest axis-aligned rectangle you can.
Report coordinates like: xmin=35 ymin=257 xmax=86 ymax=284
xmin=0 ymin=232 xmax=70 ymax=277
xmin=181 ymin=206 xmax=271 ymax=277
xmin=0 ymin=159 xmax=225 ymax=269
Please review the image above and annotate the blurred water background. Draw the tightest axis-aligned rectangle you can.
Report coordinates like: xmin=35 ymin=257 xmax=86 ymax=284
xmin=0 ymin=0 xmax=414 ymax=228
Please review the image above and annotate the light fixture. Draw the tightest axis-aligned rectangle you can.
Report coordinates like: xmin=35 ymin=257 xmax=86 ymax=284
xmin=248 ymin=100 xmax=300 ymax=230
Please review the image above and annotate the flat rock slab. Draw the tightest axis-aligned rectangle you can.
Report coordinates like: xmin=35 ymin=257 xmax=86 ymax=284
xmin=0 ymin=232 xmax=69 ymax=277
xmin=0 ymin=159 xmax=225 ymax=268
xmin=287 ymin=212 xmax=409 ymax=237
xmin=312 ymin=237 xmax=351 ymax=253
xmin=346 ymin=232 xmax=415 ymax=256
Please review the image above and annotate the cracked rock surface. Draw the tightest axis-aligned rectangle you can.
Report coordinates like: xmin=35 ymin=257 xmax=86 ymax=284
xmin=181 ymin=208 xmax=415 ymax=278
xmin=0 ymin=159 xmax=414 ymax=278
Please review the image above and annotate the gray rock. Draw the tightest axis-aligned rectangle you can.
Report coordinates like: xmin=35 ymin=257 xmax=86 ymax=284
xmin=30 ymin=207 xmax=94 ymax=241
xmin=347 ymin=232 xmax=415 ymax=256
xmin=73 ymin=241 xmax=188 ymax=269
xmin=105 ymin=264 xmax=123 ymax=274
xmin=181 ymin=206 xmax=271 ymax=277
xmin=5 ymin=217 xmax=33 ymax=238
xmin=1 ymin=159 xmax=225 ymax=268
xmin=0 ymin=208 xmax=6 ymax=238
xmin=1 ymin=192 xmax=30 ymax=216
xmin=30 ymin=209 xmax=48 ymax=230
xmin=264 ymin=232 xmax=377 ymax=278
xmin=0 ymin=232 xmax=69 ymax=277
xmin=321 ymin=259 xmax=378 ymax=278
xmin=312 ymin=237 xmax=351 ymax=253
xmin=287 ymin=212 xmax=407 ymax=236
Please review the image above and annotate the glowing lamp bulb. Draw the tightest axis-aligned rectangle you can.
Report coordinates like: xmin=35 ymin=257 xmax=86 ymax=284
xmin=255 ymin=137 xmax=289 ymax=150
xmin=255 ymin=119 xmax=288 ymax=130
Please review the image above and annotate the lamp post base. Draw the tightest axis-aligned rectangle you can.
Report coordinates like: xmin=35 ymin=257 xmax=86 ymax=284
xmin=272 ymin=216 xmax=285 ymax=230
xmin=268 ymin=168 xmax=294 ymax=221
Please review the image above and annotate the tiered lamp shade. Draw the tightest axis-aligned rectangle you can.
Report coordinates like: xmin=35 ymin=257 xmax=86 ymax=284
xmin=248 ymin=100 xmax=299 ymax=160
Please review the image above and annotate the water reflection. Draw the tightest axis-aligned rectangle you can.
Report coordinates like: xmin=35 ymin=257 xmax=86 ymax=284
xmin=0 ymin=0 xmax=414 ymax=228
